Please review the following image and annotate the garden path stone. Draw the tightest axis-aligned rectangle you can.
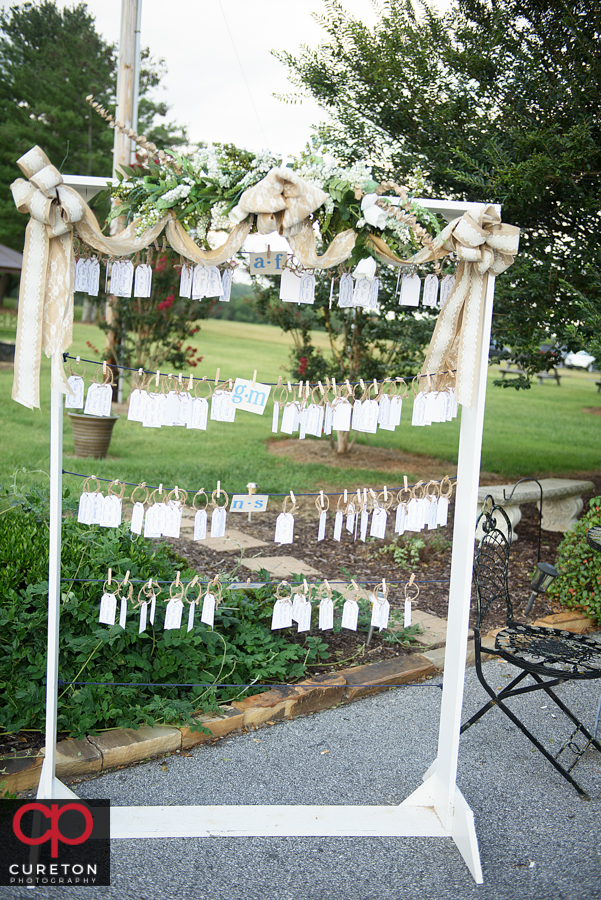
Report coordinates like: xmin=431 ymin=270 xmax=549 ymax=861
xmin=178 ymin=526 xmax=268 ymax=551
xmin=242 ymin=556 xmax=323 ymax=578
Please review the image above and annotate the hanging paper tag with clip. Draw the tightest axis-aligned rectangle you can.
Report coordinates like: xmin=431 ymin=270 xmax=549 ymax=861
xmin=439 ymin=275 xmax=456 ymax=309
xmin=87 ymin=258 xmax=100 ymax=297
xmin=119 ymin=593 xmax=127 ymax=629
xmin=128 ymin=388 xmax=148 ymax=422
xmin=353 ymin=277 xmax=371 ymax=307
xmin=194 ymin=509 xmax=207 ymax=541
xmin=149 ymin=593 xmax=156 ymax=625
xmin=323 ymin=402 xmax=333 ymax=435
xmin=211 ymin=506 xmax=227 ymax=538
xmin=338 ymin=273 xmax=354 ymax=308
xmin=100 ymin=494 xmax=122 ymax=528
xmin=395 ymin=503 xmax=407 ymax=535
xmin=187 ymin=600 xmax=196 ymax=633
xmin=220 ymin=269 xmax=233 ymax=302
xmin=405 ymin=497 xmax=422 ymax=532
xmin=369 ymin=276 xmax=380 ymax=309
xmin=274 ymin=512 xmax=295 ymax=545
xmin=318 ymin=597 xmax=334 ymax=631
xmin=346 ymin=504 xmax=356 ymax=534
xmin=437 ymin=495 xmax=449 ymax=527
xmin=370 ymin=507 xmax=388 ymax=539
xmin=192 ymin=264 xmax=209 ymax=299
xmin=271 ymin=597 xmax=292 ymax=630
xmin=299 ymin=272 xmax=316 ymax=304
xmin=205 ymin=266 xmax=223 ymax=298
xmin=360 ymin=508 xmax=370 ymax=542
xmin=84 ymin=382 xmax=112 ymax=417
xmin=404 ymin=597 xmax=412 ymax=628
xmin=99 ymin=592 xmax=117 ymax=626
xmin=77 ymin=491 xmax=95 ymax=525
xmin=370 ymin=594 xmax=390 ymax=631
xmin=361 ymin=399 xmax=379 ymax=434
xmin=272 ymin=402 xmax=280 ymax=433
xmin=296 ymin=595 xmax=312 ymax=633
xmin=179 ymin=264 xmax=193 ymax=298
xmin=134 ymin=263 xmax=152 ymax=298
xmin=317 ymin=510 xmax=327 ymax=542
xmin=90 ymin=492 xmax=104 ymax=525
xmin=142 ymin=393 xmax=162 ymax=428
xmin=422 ymin=273 xmax=439 ymax=308
xmin=138 ymin=601 xmax=148 ymax=634
xmin=164 ymin=598 xmax=184 ymax=630
xmin=65 ymin=375 xmax=84 ymax=409
xmin=333 ymin=510 xmax=343 ymax=542
xmin=400 ymin=273 xmax=421 ymax=307
xmin=162 ymin=502 xmax=182 ymax=539
xmin=332 ymin=398 xmax=352 ymax=432
xmin=113 ymin=259 xmax=135 ymax=297
xmin=188 ymin=397 xmax=209 ymax=430
xmin=74 ymin=258 xmax=89 ymax=293
xmin=341 ymin=598 xmax=359 ymax=632
xmin=143 ymin=503 xmax=164 ymax=539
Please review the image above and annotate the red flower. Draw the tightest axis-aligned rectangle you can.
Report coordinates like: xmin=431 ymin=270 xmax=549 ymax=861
xmin=157 ymin=295 xmax=174 ymax=312
xmin=298 ymin=356 xmax=308 ymax=376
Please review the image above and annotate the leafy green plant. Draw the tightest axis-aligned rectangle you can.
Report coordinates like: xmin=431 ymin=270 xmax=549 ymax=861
xmin=368 ymin=535 xmax=426 ymax=569
xmin=546 ymin=497 xmax=601 ymax=624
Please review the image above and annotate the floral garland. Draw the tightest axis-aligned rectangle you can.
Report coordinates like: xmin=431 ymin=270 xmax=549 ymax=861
xmin=89 ymin=98 xmax=441 ymax=266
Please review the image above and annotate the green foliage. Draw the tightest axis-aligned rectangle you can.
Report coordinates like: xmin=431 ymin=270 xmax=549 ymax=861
xmin=0 ymin=486 xmax=317 ymax=738
xmin=368 ymin=535 xmax=426 ymax=570
xmin=547 ymin=497 xmax=601 ymax=624
xmin=279 ymin=0 xmax=601 ymax=377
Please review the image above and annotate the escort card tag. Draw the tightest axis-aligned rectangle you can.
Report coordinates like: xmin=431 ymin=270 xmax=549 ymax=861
xmin=418 ymin=497 xmax=429 ymax=530
xmin=305 ymin=403 xmax=324 ymax=437
xmin=323 ymin=403 xmax=333 ymax=435
xmin=333 ymin=510 xmax=343 ymax=542
xmin=427 ymin=496 xmax=439 ymax=530
xmin=439 ymin=275 xmax=456 ymax=309
xmin=193 ymin=508 xmax=208 ymax=541
xmin=272 ymin=403 xmax=280 ymax=433
xmin=405 ymin=498 xmax=422 ymax=532
xmin=271 ymin=598 xmax=292 ymax=630
xmin=422 ymin=273 xmax=439 ymax=308
xmin=332 ymin=398 xmax=352 ymax=432
xmin=192 ymin=264 xmax=209 ymax=299
xmin=291 ymin=592 xmax=302 ymax=623
xmin=395 ymin=503 xmax=407 ymax=535
xmin=279 ymin=268 xmax=302 ymax=303
xmin=143 ymin=503 xmax=163 ymax=539
xmin=74 ymin=257 xmax=89 ymax=293
xmin=179 ymin=264 xmax=193 ymax=298
xmin=119 ymin=594 xmax=127 ymax=629
xmin=391 ymin=395 xmax=403 ymax=428
xmin=411 ymin=392 xmax=426 ymax=427
xmin=338 ymin=273 xmax=354 ymax=308
xmin=232 ymin=379 xmax=271 ymax=415
xmin=377 ymin=393 xmax=391 ymax=429
xmin=65 ymin=375 xmax=84 ymax=409
xmin=437 ymin=496 xmax=449 ymax=527
xmin=113 ymin=259 xmax=135 ymax=297
xmin=298 ymin=405 xmax=307 ymax=440
xmin=88 ymin=492 xmax=103 ymax=525
xmin=346 ymin=504 xmax=356 ymax=534
xmin=317 ymin=510 xmax=327 ymax=542
xmin=130 ymin=501 xmax=145 ymax=535
xmin=353 ymin=277 xmax=371 ymax=307
xmin=100 ymin=495 xmax=122 ymax=528
xmin=274 ymin=511 xmax=295 ymax=545
xmin=318 ymin=597 xmax=334 ymax=631
xmin=187 ymin=600 xmax=196 ymax=633
xmin=370 ymin=507 xmax=388 ymax=539
xmin=211 ymin=390 xmax=236 ymax=423
xmin=369 ymin=276 xmax=380 ymax=310
xmin=87 ymin=258 xmax=100 ymax=297
xmin=206 ymin=266 xmax=223 ymax=298
xmin=142 ymin=393 xmax=162 ymax=428
xmin=404 ymin=598 xmax=412 ymax=628
xmin=201 ymin=592 xmax=216 ymax=628
xmin=127 ymin=388 xmax=148 ymax=422
xmin=360 ymin=509 xmax=369 ymax=542
xmin=377 ymin=598 xmax=390 ymax=631
xmin=163 ymin=391 xmax=181 ymax=426
xmin=77 ymin=492 xmax=95 ymax=525
xmin=300 ymin=272 xmax=316 ymax=304
xmin=138 ymin=601 xmax=148 ymax=634
xmin=211 ymin=506 xmax=227 ymax=538
xmin=220 ymin=269 xmax=233 ymax=302
xmin=370 ymin=595 xmax=383 ymax=628
xmin=84 ymin=382 xmax=112 ymax=417
xmin=188 ymin=397 xmax=209 ymax=430
xmin=341 ymin=598 xmax=359 ymax=631
xmin=164 ymin=598 xmax=184 ymax=630
xmin=150 ymin=593 xmax=156 ymax=625
xmin=351 ymin=399 xmax=363 ymax=431
xmin=162 ymin=502 xmax=182 ymax=539
xmin=400 ymin=273 xmax=421 ymax=307
xmin=361 ymin=399 xmax=379 ymax=434
xmin=134 ymin=263 xmax=152 ymax=298
xmin=280 ymin=402 xmax=297 ymax=435
xmin=99 ymin=592 xmax=117 ymax=625
xmin=423 ymin=391 xmax=438 ymax=425
xmin=297 ymin=597 xmax=312 ymax=633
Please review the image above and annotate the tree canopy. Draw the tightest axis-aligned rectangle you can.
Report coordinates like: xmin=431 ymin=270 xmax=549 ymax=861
xmin=277 ymin=0 xmax=601 ymax=377
xmin=0 ymin=0 xmax=186 ymax=251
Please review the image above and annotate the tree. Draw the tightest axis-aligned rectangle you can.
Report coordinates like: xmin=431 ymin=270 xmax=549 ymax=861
xmin=276 ymin=0 xmax=601 ymax=381
xmin=0 ymin=0 xmax=187 ymax=252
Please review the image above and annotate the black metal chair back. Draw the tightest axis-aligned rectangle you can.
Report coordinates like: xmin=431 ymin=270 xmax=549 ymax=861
xmin=473 ymin=499 xmax=514 ymax=632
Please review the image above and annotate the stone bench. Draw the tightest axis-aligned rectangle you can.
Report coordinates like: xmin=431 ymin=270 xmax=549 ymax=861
xmin=477 ymin=478 xmax=594 ymax=542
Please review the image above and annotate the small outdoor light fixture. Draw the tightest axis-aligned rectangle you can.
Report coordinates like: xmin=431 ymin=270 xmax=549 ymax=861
xmin=524 ymin=561 xmax=559 ymax=615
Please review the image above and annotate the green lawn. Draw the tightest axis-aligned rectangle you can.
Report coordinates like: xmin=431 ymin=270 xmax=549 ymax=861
xmin=1 ymin=318 xmax=599 ymax=499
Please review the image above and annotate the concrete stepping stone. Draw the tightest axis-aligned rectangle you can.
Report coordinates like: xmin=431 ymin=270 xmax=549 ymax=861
xmin=180 ymin=528 xmax=268 ymax=553
xmin=242 ymin=556 xmax=322 ymax=578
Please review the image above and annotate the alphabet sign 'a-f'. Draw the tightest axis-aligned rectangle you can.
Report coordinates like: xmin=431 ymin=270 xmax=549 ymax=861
xmin=249 ymin=252 xmax=287 ymax=273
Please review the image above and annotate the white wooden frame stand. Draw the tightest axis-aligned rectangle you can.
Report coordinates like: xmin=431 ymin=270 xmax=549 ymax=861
xmin=36 ymin=194 xmax=497 ymax=884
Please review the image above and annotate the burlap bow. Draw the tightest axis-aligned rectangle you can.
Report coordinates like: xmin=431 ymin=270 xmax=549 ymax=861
xmin=369 ymin=205 xmax=520 ymax=408
xmin=234 ymin=168 xmax=328 ymax=237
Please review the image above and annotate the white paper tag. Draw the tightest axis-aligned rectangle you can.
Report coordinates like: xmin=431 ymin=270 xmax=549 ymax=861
xmin=370 ymin=507 xmax=388 ymax=539
xmin=353 ymin=277 xmax=371 ymax=307
xmin=395 ymin=503 xmax=406 ymax=535
xmin=279 ymin=268 xmax=302 ymax=302
xmin=149 ymin=593 xmax=156 ymax=625
xmin=127 ymin=388 xmax=148 ymax=422
xmin=84 ymin=382 xmax=112 ymax=417
xmin=179 ymin=264 xmax=193 ymax=298
xmin=351 ymin=399 xmax=363 ymax=431
xmin=211 ymin=390 xmax=236 ymax=423
xmin=437 ymin=496 xmax=449 ymax=527
xmin=90 ymin=492 xmax=104 ymax=525
xmin=119 ymin=594 xmax=127 ymax=629
xmin=304 ymin=403 xmax=324 ymax=437
xmin=377 ymin=393 xmax=391 ymax=429
xmin=205 ymin=266 xmax=223 ymax=298
xmin=369 ymin=276 xmax=380 ymax=309
xmin=346 ymin=505 xmax=355 ymax=534
xmin=272 ymin=403 xmax=280 ymax=434
xmin=74 ymin=257 xmax=89 ymax=293
xmin=194 ymin=509 xmax=208 ymax=541
xmin=134 ymin=263 xmax=152 ymax=298
xmin=220 ymin=269 xmax=233 ymax=302
xmin=406 ymin=498 xmax=422 ymax=532
xmin=333 ymin=510 xmax=343 ymax=542
xmin=323 ymin=403 xmax=333 ymax=435
xmin=142 ymin=393 xmax=162 ymax=428
xmin=297 ymin=596 xmax=312 ymax=633
xmin=411 ymin=392 xmax=426 ymax=427
xmin=332 ymin=398 xmax=352 ymax=432
xmin=138 ymin=601 xmax=148 ymax=634
xmin=391 ymin=395 xmax=403 ymax=427
xmin=291 ymin=592 xmax=303 ymax=624
xmin=271 ymin=598 xmax=292 ymax=629
xmin=440 ymin=275 xmax=456 ymax=309
xmin=341 ymin=598 xmax=359 ymax=631
xmin=378 ymin=599 xmax=390 ymax=631
xmin=361 ymin=399 xmax=379 ymax=434
xmin=77 ymin=491 xmax=95 ymax=525
xmin=427 ymin=496 xmax=439 ymax=530
xmin=318 ymin=597 xmax=334 ymax=631
xmin=400 ymin=273 xmax=421 ymax=307
xmin=338 ymin=272 xmax=354 ymax=307
xmin=100 ymin=495 xmax=122 ymax=528
xmin=113 ymin=258 xmax=135 ymax=297
xmin=422 ymin=273 xmax=439 ymax=308
xmin=317 ymin=510 xmax=327 ymax=542
xmin=162 ymin=501 xmax=182 ymax=539
xmin=143 ymin=503 xmax=164 ymax=539
xmin=192 ymin=264 xmax=209 ymax=299
xmin=164 ymin=598 xmax=184 ymax=630
xmin=64 ymin=375 xmax=85 ymax=409
xmin=187 ymin=601 xmax=196 ymax=633
xmin=99 ymin=592 xmax=117 ymax=625
xmin=404 ymin=598 xmax=412 ymax=628
xmin=274 ymin=511 xmax=295 ymax=545
xmin=299 ymin=272 xmax=316 ymax=304
xmin=360 ymin=509 xmax=369 ymax=542
xmin=280 ymin=402 xmax=298 ymax=434
xmin=211 ymin=506 xmax=227 ymax=538
xmin=188 ymin=397 xmax=209 ymax=430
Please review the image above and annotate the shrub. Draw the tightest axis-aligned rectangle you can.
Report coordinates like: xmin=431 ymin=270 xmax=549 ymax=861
xmin=546 ymin=497 xmax=601 ymax=624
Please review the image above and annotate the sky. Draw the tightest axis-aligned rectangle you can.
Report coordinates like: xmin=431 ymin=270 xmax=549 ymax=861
xmin=46 ymin=0 xmax=382 ymax=157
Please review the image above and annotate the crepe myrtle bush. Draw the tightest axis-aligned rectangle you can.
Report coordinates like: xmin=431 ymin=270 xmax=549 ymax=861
xmin=547 ymin=497 xmax=601 ymax=624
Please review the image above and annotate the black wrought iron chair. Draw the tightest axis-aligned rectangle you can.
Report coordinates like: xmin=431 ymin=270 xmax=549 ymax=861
xmin=461 ymin=498 xmax=601 ymax=799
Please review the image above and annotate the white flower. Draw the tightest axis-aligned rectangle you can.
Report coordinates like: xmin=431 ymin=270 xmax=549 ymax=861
xmin=361 ymin=193 xmax=379 ymax=212
xmin=353 ymin=257 xmax=377 ymax=280
xmin=363 ymin=204 xmax=389 ymax=229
